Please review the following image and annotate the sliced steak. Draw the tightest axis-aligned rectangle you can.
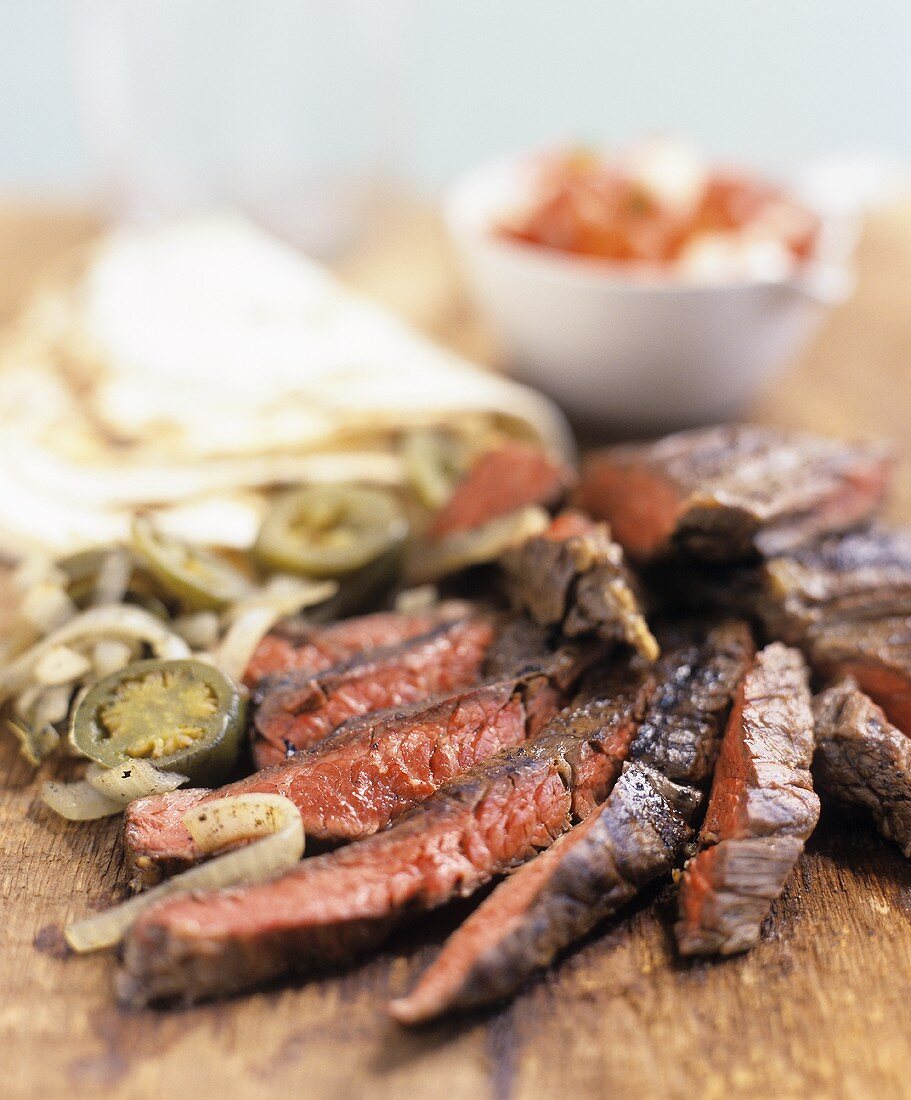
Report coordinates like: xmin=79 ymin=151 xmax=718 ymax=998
xmin=629 ymin=619 xmax=755 ymax=785
xmin=676 ymin=642 xmax=820 ymax=955
xmin=813 ymin=680 xmax=911 ymax=857
xmin=118 ymin=655 xmax=652 ymax=1005
xmin=579 ymin=425 xmax=891 ymax=564
xmin=500 ymin=511 xmax=659 ymax=660
xmin=243 ymin=607 xmax=459 ymax=687
xmin=119 ymin=751 xmax=572 ymax=1006
xmin=389 ymin=763 xmax=700 ymax=1024
xmin=759 ymin=527 xmax=911 ymax=644
xmin=252 ymin=616 xmax=495 ymax=766
xmin=428 ymin=442 xmax=573 ymax=539
xmin=124 ymin=639 xmax=599 ymax=883
xmin=807 ymin=617 xmax=911 ymax=734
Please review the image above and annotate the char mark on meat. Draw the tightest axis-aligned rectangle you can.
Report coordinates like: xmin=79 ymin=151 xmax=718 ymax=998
xmin=251 ymin=615 xmax=495 ymax=766
xmin=579 ymin=425 xmax=891 ymax=564
xmin=243 ymin=605 xmax=467 ymax=688
xmin=813 ymin=679 xmax=911 ymax=857
xmin=500 ymin=510 xmax=658 ymax=661
xmin=676 ymin=642 xmax=820 ymax=955
xmin=629 ymin=619 xmax=755 ymax=785
xmin=389 ymin=763 xmax=700 ymax=1023
xmin=124 ymin=637 xmax=599 ymax=883
xmin=118 ymin=652 xmax=652 ymax=1006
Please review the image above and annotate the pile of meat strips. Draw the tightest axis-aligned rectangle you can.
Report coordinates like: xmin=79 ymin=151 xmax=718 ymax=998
xmin=117 ymin=424 xmax=910 ymax=1019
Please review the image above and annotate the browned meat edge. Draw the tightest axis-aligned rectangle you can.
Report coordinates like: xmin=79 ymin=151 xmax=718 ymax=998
xmin=124 ymin=637 xmax=600 ymax=883
xmin=629 ymin=619 xmax=755 ymax=784
xmin=579 ymin=424 xmax=891 ymax=564
xmin=676 ymin=642 xmax=820 ymax=955
xmin=117 ymin=656 xmax=652 ymax=1006
xmin=501 ymin=510 xmax=658 ymax=660
xmin=813 ymin=679 xmax=911 ymax=858
xmin=252 ymin=616 xmax=495 ymax=766
xmin=389 ymin=763 xmax=700 ymax=1023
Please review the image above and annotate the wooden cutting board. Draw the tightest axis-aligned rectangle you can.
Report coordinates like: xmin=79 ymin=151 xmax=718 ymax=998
xmin=3 ymin=199 xmax=911 ymax=1100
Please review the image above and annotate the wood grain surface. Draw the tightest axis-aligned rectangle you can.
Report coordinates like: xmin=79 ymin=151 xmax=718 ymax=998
xmin=3 ymin=199 xmax=911 ymax=1100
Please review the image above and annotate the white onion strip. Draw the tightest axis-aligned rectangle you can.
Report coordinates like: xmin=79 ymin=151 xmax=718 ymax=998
xmin=88 ymin=760 xmax=188 ymax=803
xmin=42 ymin=761 xmax=189 ymax=821
xmin=216 ymin=575 xmax=336 ymax=682
xmin=0 ymin=605 xmax=190 ymax=702
xmin=41 ymin=779 xmax=123 ymax=821
xmin=64 ymin=794 xmax=305 ymax=952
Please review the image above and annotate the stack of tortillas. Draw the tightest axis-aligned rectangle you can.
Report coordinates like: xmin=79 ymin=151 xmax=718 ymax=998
xmin=0 ymin=214 xmax=571 ymax=559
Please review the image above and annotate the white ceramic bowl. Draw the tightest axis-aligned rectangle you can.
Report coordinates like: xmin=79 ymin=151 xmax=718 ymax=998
xmin=443 ymin=152 xmax=858 ymax=431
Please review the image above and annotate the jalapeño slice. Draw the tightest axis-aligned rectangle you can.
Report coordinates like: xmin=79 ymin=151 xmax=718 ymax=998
xmin=253 ymin=485 xmax=408 ymax=580
xmin=71 ymin=659 xmax=245 ymax=786
xmin=132 ymin=516 xmax=251 ymax=611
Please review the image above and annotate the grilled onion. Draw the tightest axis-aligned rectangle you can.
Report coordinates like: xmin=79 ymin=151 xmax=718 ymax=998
xmin=65 ymin=794 xmax=305 ymax=951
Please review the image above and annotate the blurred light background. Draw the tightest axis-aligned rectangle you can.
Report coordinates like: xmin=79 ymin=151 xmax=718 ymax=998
xmin=1 ymin=0 xmax=909 ymax=252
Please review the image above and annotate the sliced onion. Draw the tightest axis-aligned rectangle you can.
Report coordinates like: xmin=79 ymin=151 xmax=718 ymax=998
xmin=29 ymin=684 xmax=74 ymax=729
xmin=19 ymin=581 xmax=77 ymax=634
xmin=0 ymin=605 xmax=190 ymax=702
xmin=406 ymin=505 xmax=550 ymax=585
xmin=88 ymin=759 xmax=188 ymax=803
xmin=216 ymin=575 xmax=336 ymax=682
xmin=394 ymin=584 xmax=439 ymax=614
xmin=41 ymin=778 xmax=123 ymax=820
xmin=6 ymin=715 xmax=60 ymax=767
xmin=171 ymin=611 xmax=221 ymax=650
xmin=32 ymin=645 xmax=92 ymax=686
xmin=91 ymin=548 xmax=133 ymax=607
xmin=65 ymin=794 xmax=305 ymax=952
xmin=91 ymin=638 xmax=136 ymax=679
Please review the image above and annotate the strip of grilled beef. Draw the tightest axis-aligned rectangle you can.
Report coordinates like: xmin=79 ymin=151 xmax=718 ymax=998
xmin=500 ymin=511 xmax=659 ymax=661
xmin=579 ymin=425 xmax=891 ymax=564
xmin=676 ymin=642 xmax=819 ymax=955
xmin=813 ymin=680 xmax=911 ymax=857
xmin=124 ymin=636 xmax=600 ymax=884
xmin=118 ymin=656 xmax=652 ymax=1006
xmin=629 ymin=619 xmax=755 ymax=785
xmin=428 ymin=441 xmax=574 ymax=539
xmin=807 ymin=617 xmax=911 ymax=735
xmin=243 ymin=604 xmax=468 ymax=688
xmin=252 ymin=616 xmax=495 ymax=766
xmin=389 ymin=763 xmax=700 ymax=1024
xmin=760 ymin=528 xmax=911 ymax=642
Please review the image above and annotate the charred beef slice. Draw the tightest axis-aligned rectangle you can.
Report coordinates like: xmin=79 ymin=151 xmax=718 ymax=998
xmin=813 ymin=680 xmax=911 ymax=857
xmin=579 ymin=425 xmax=891 ymax=564
xmin=252 ymin=615 xmax=495 ymax=766
xmin=118 ymin=655 xmax=653 ymax=1006
xmin=629 ymin=619 xmax=755 ymax=785
xmin=676 ymin=642 xmax=820 ymax=955
xmin=243 ymin=605 xmax=466 ymax=688
xmin=124 ymin=638 xmax=599 ymax=883
xmin=758 ymin=527 xmax=911 ymax=644
xmin=428 ymin=441 xmax=574 ymax=539
xmin=500 ymin=510 xmax=658 ymax=660
xmin=389 ymin=763 xmax=700 ymax=1024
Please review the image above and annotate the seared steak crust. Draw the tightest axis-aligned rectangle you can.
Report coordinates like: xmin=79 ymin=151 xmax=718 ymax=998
xmin=676 ymin=643 xmax=820 ymax=955
xmin=501 ymin=511 xmax=658 ymax=660
xmin=252 ymin=616 xmax=495 ymax=766
xmin=118 ymin=655 xmax=653 ymax=1006
xmin=580 ymin=425 xmax=891 ymax=564
xmin=389 ymin=763 xmax=700 ymax=1023
xmin=243 ymin=607 xmax=458 ymax=687
xmin=813 ymin=680 xmax=911 ymax=857
xmin=630 ymin=619 xmax=755 ymax=784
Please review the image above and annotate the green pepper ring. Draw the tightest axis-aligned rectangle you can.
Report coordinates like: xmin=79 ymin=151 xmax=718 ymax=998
xmin=71 ymin=658 xmax=246 ymax=787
